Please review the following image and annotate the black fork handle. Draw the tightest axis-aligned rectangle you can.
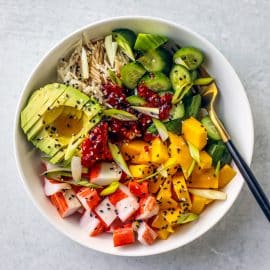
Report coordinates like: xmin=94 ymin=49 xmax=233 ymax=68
xmin=226 ymin=140 xmax=270 ymax=222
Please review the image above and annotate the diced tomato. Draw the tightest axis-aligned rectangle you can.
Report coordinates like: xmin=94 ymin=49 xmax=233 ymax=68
xmin=128 ymin=181 xmax=148 ymax=198
xmin=77 ymin=187 xmax=101 ymax=210
xmin=109 ymin=188 xmax=128 ymax=205
xmin=113 ymin=227 xmax=135 ymax=247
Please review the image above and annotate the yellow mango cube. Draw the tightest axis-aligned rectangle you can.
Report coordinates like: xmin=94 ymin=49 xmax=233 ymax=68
xmin=156 ymin=178 xmax=178 ymax=209
xmin=219 ymin=164 xmax=237 ymax=188
xmin=149 ymin=175 xmax=164 ymax=194
xmin=131 ymin=150 xmax=151 ymax=164
xmin=172 ymin=173 xmax=192 ymax=211
xmin=191 ymin=194 xmax=208 ymax=214
xmin=187 ymin=165 xmax=218 ymax=189
xmin=182 ymin=117 xmax=208 ymax=150
xmin=152 ymin=212 xmax=174 ymax=239
xmin=157 ymin=229 xmax=171 ymax=240
xmin=150 ymin=137 xmax=169 ymax=164
xmin=163 ymin=157 xmax=180 ymax=176
xmin=199 ymin=151 xmax=212 ymax=169
xmin=162 ymin=207 xmax=184 ymax=225
xmin=129 ymin=164 xmax=154 ymax=178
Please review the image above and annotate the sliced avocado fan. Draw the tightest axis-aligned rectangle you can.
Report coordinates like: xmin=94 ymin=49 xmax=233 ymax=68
xmin=20 ymin=83 xmax=102 ymax=164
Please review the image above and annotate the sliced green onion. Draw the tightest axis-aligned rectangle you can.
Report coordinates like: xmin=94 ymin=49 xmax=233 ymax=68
xmin=103 ymin=109 xmax=138 ymax=121
xmin=126 ymin=95 xmax=146 ymax=106
xmin=108 ymin=143 xmax=132 ymax=177
xmin=193 ymin=77 xmax=214 ymax=85
xmin=157 ymin=164 xmax=168 ymax=178
xmin=108 ymin=69 xmax=122 ymax=87
xmin=177 ymin=213 xmax=199 ymax=224
xmin=152 ymin=118 xmax=168 ymax=141
xmin=100 ymin=181 xmax=120 ymax=196
xmin=172 ymin=83 xmax=192 ymax=104
xmin=131 ymin=106 xmax=159 ymax=118
xmin=105 ymin=35 xmax=118 ymax=67
xmin=188 ymin=142 xmax=200 ymax=165
xmin=215 ymin=160 xmax=221 ymax=178
xmin=189 ymin=188 xmax=227 ymax=200
xmin=81 ymin=47 xmax=89 ymax=79
xmin=174 ymin=56 xmax=189 ymax=69
xmin=187 ymin=159 xmax=196 ymax=178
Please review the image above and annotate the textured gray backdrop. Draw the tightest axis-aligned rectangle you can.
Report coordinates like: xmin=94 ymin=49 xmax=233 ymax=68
xmin=1 ymin=0 xmax=269 ymax=269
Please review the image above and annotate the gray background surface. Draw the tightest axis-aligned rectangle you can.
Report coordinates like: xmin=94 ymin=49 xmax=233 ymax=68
xmin=1 ymin=0 xmax=269 ymax=269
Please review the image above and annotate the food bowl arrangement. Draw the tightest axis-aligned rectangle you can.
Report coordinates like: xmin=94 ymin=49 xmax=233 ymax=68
xmin=14 ymin=16 xmax=254 ymax=256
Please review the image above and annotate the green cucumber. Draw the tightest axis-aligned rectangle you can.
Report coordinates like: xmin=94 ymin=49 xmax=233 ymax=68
xmin=169 ymin=102 xmax=185 ymax=120
xmin=126 ymin=95 xmax=146 ymax=106
xmin=173 ymin=47 xmax=204 ymax=70
xmin=185 ymin=94 xmax=201 ymax=119
xmin=120 ymin=62 xmax=146 ymax=89
xmin=137 ymin=48 xmax=171 ymax=74
xmin=170 ymin=64 xmax=192 ymax=92
xmin=134 ymin=33 xmax=168 ymax=51
xmin=112 ymin=29 xmax=136 ymax=60
xmin=140 ymin=72 xmax=171 ymax=92
xmin=191 ymin=70 xmax=199 ymax=81
xmin=201 ymin=116 xmax=221 ymax=140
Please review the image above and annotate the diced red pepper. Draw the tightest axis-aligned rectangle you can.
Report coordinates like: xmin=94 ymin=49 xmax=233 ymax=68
xmin=109 ymin=189 xmax=128 ymax=205
xmin=113 ymin=227 xmax=135 ymax=247
xmin=128 ymin=181 xmax=148 ymax=198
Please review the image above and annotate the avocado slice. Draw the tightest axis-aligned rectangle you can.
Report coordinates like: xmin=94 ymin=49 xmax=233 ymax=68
xmin=20 ymin=84 xmax=102 ymax=164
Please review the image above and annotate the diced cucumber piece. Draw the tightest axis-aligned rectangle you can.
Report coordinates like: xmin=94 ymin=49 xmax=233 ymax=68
xmin=185 ymin=94 xmax=201 ymax=119
xmin=112 ymin=28 xmax=136 ymax=60
xmin=169 ymin=102 xmax=185 ymax=120
xmin=134 ymin=33 xmax=168 ymax=51
xmin=190 ymin=70 xmax=199 ymax=81
xmin=140 ymin=72 xmax=171 ymax=92
xmin=170 ymin=64 xmax=192 ymax=92
xmin=120 ymin=62 xmax=146 ymax=89
xmin=201 ymin=116 xmax=221 ymax=140
xmin=137 ymin=48 xmax=171 ymax=74
xmin=126 ymin=95 xmax=146 ymax=106
xmin=173 ymin=47 xmax=204 ymax=70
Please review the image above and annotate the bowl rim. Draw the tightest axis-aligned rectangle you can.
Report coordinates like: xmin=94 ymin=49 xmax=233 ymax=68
xmin=13 ymin=15 xmax=254 ymax=256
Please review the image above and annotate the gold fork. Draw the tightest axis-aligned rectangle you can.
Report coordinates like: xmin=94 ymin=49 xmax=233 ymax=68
xmin=168 ymin=44 xmax=270 ymax=221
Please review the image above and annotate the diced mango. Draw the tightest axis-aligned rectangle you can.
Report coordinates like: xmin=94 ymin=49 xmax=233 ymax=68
xmin=163 ymin=157 xmax=179 ymax=176
xmin=199 ymin=151 xmax=212 ymax=169
xmin=168 ymin=132 xmax=193 ymax=179
xmin=191 ymin=194 xmax=208 ymax=214
xmin=157 ymin=229 xmax=171 ymax=240
xmin=182 ymin=117 xmax=207 ymax=150
xmin=131 ymin=151 xmax=151 ymax=164
xmin=187 ymin=165 xmax=218 ymax=189
xmin=129 ymin=164 xmax=154 ymax=178
xmin=149 ymin=175 xmax=164 ymax=194
xmin=172 ymin=173 xmax=192 ymax=211
xmin=219 ymin=164 xmax=237 ymax=188
xmin=121 ymin=140 xmax=149 ymax=157
xmin=150 ymin=137 xmax=169 ymax=164
xmin=156 ymin=178 xmax=178 ymax=209
xmin=162 ymin=207 xmax=184 ymax=225
xmin=205 ymin=199 xmax=213 ymax=205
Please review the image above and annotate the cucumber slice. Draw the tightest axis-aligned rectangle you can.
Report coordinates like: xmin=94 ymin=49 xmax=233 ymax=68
xmin=201 ymin=116 xmax=221 ymax=140
xmin=169 ymin=102 xmax=185 ymax=120
xmin=173 ymin=47 xmax=204 ymax=70
xmin=134 ymin=33 xmax=168 ymax=51
xmin=120 ymin=62 xmax=146 ymax=89
xmin=112 ymin=29 xmax=136 ymax=60
xmin=126 ymin=95 xmax=146 ymax=106
xmin=140 ymin=72 xmax=171 ymax=92
xmin=137 ymin=48 xmax=171 ymax=74
xmin=185 ymin=94 xmax=201 ymax=119
xmin=170 ymin=64 xmax=192 ymax=92
xmin=191 ymin=70 xmax=199 ymax=81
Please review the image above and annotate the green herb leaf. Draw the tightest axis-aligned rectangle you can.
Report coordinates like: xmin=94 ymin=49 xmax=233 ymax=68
xmin=108 ymin=143 xmax=132 ymax=177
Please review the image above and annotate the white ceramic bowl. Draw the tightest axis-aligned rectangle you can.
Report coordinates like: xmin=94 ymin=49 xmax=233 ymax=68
xmin=14 ymin=16 xmax=254 ymax=256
